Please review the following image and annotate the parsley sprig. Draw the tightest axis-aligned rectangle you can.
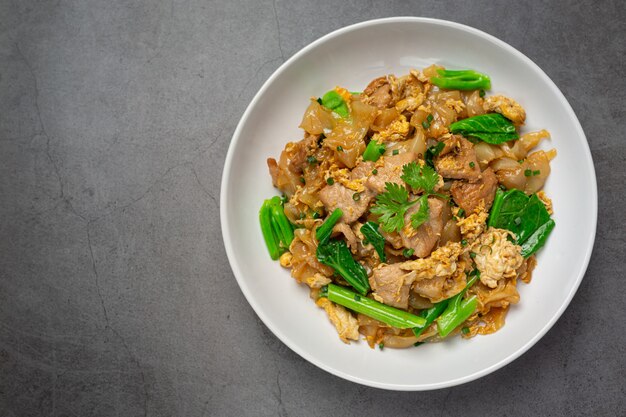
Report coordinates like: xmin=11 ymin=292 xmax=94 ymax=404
xmin=371 ymin=162 xmax=441 ymax=232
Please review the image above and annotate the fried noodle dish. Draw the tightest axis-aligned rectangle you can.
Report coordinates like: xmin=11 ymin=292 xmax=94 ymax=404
xmin=260 ymin=66 xmax=556 ymax=349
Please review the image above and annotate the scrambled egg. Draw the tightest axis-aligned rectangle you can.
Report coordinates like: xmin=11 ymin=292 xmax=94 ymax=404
xmin=537 ymin=190 xmax=553 ymax=215
xmin=456 ymin=209 xmax=488 ymax=241
xmin=327 ymin=164 xmax=366 ymax=192
xmin=399 ymin=241 xmax=464 ymax=280
xmin=371 ymin=114 xmax=410 ymax=143
xmin=445 ymin=98 xmax=466 ymax=113
xmin=316 ymin=298 xmax=360 ymax=343
xmin=395 ymin=93 xmax=425 ymax=113
xmin=471 ymin=228 xmax=524 ymax=288
xmin=305 ymin=273 xmax=331 ymax=289
xmin=483 ymin=95 xmax=526 ymax=125
xmin=279 ymin=252 xmax=293 ymax=268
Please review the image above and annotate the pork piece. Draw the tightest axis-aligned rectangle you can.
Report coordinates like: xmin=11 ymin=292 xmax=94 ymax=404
xmin=365 ymin=152 xmax=417 ymax=194
xmin=450 ymin=167 xmax=498 ymax=213
xmin=349 ymin=160 xmax=375 ymax=181
xmin=362 ymin=76 xmax=393 ymax=109
xmin=434 ymin=136 xmax=481 ymax=182
xmin=369 ymin=264 xmax=417 ymax=309
xmin=399 ymin=197 xmax=445 ymax=258
xmin=319 ymin=183 xmax=373 ymax=223
xmin=332 ymin=223 xmax=358 ymax=252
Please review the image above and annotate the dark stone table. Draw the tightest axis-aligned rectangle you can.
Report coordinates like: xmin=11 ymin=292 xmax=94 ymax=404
xmin=1 ymin=1 xmax=624 ymax=415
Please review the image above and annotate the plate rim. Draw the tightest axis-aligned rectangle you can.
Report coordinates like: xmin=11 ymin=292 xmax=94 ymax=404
xmin=220 ymin=16 xmax=598 ymax=390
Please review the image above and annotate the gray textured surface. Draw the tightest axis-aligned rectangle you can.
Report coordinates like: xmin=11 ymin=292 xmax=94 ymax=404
xmin=1 ymin=0 xmax=625 ymax=416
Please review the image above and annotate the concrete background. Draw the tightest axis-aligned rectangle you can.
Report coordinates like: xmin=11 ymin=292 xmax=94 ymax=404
xmin=1 ymin=1 xmax=624 ymax=416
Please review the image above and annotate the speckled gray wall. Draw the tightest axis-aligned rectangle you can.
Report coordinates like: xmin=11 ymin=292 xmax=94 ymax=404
xmin=0 ymin=1 xmax=624 ymax=416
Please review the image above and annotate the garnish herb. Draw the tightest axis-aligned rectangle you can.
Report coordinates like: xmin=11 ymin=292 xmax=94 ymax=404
xmin=360 ymin=222 xmax=387 ymax=262
xmin=392 ymin=149 xmax=399 ymax=155
xmin=488 ymin=189 xmax=555 ymax=257
xmin=336 ymin=145 xmax=343 ymax=152
xmin=430 ymin=69 xmax=491 ymax=90
xmin=422 ymin=120 xmax=431 ymax=129
xmin=317 ymin=242 xmax=370 ymax=295
xmin=411 ymin=195 xmax=430 ymax=229
xmin=326 ymin=177 xmax=334 ymax=185
xmin=372 ymin=169 xmax=378 ymax=175
xmin=363 ymin=139 xmax=386 ymax=162
xmin=524 ymin=169 xmax=532 ymax=177
xmin=403 ymin=248 xmax=415 ymax=258
xmin=401 ymin=162 xmax=439 ymax=194
xmin=370 ymin=183 xmax=418 ymax=233
xmin=307 ymin=155 xmax=318 ymax=164
xmin=319 ymin=284 xmax=426 ymax=328
xmin=449 ymin=113 xmax=518 ymax=144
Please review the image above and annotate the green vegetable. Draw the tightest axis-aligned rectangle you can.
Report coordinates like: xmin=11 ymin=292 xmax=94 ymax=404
xmin=425 ymin=141 xmax=445 ymax=168
xmin=370 ymin=183 xmax=418 ymax=232
xmin=320 ymin=90 xmax=349 ymax=117
xmin=316 ymin=208 xmax=343 ymax=245
xmin=449 ymin=113 xmax=518 ymax=144
xmin=401 ymin=162 xmax=439 ymax=194
xmin=430 ymin=69 xmax=491 ymax=91
xmin=360 ymin=222 xmax=387 ymax=262
xmin=316 ymin=241 xmax=370 ymax=295
xmin=488 ymin=189 xmax=555 ymax=257
xmin=259 ymin=197 xmax=294 ymax=260
xmin=436 ymin=271 xmax=480 ymax=337
xmin=319 ymin=284 xmax=426 ymax=328
xmin=363 ymin=139 xmax=386 ymax=162
xmin=403 ymin=248 xmax=414 ymax=258
xmin=392 ymin=149 xmax=399 ymax=155
xmin=326 ymin=177 xmax=335 ymax=185
xmin=410 ymin=195 xmax=430 ymax=229
xmin=411 ymin=301 xmax=448 ymax=338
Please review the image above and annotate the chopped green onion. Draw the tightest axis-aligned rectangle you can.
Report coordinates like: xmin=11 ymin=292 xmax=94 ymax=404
xmin=533 ymin=170 xmax=541 ymax=176
xmin=427 ymin=114 xmax=434 ymax=122
xmin=461 ymin=326 xmax=470 ymax=335
xmin=312 ymin=211 xmax=321 ymax=219
xmin=461 ymin=239 xmax=468 ymax=247
xmin=457 ymin=208 xmax=465 ymax=218
xmin=326 ymin=177 xmax=335 ymax=185
xmin=469 ymin=252 xmax=476 ymax=259
xmin=392 ymin=149 xmax=399 ymax=155
xmin=336 ymin=146 xmax=343 ymax=152
xmin=403 ymin=248 xmax=415 ymax=258
xmin=469 ymin=161 xmax=475 ymax=168
xmin=479 ymin=89 xmax=486 ymax=98
xmin=524 ymin=169 xmax=532 ymax=177
xmin=378 ymin=343 xmax=384 ymax=350
xmin=372 ymin=169 xmax=378 ymax=175
xmin=352 ymin=193 xmax=361 ymax=201
xmin=299 ymin=177 xmax=305 ymax=184
xmin=307 ymin=155 xmax=318 ymax=164
xmin=422 ymin=120 xmax=431 ymax=129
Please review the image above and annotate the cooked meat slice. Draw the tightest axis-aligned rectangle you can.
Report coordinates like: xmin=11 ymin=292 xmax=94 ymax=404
xmin=369 ymin=264 xmax=417 ymax=309
xmin=380 ymin=229 xmax=403 ymax=249
xmin=471 ymin=228 xmax=524 ymax=288
xmin=332 ymin=223 xmax=358 ymax=252
xmin=411 ymin=266 xmax=466 ymax=303
xmin=318 ymin=183 xmax=373 ymax=223
xmin=450 ymin=167 xmax=498 ymax=213
xmin=365 ymin=152 xmax=417 ymax=194
xmin=434 ymin=135 xmax=481 ymax=182
xmin=399 ymin=197 xmax=445 ymax=258
xmin=349 ymin=160 xmax=375 ymax=181
xmin=483 ymin=95 xmax=526 ymax=125
xmin=362 ymin=76 xmax=393 ymax=109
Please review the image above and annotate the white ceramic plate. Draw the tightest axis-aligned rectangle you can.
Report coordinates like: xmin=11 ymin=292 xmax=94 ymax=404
xmin=220 ymin=17 xmax=597 ymax=390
